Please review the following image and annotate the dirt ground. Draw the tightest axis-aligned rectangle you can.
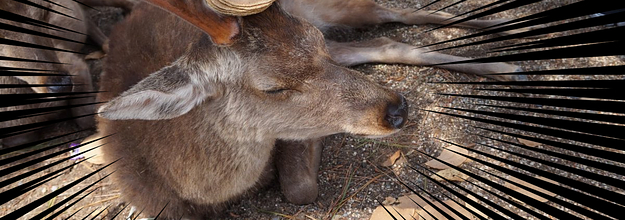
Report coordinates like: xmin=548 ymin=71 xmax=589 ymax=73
xmin=2 ymin=0 xmax=624 ymax=219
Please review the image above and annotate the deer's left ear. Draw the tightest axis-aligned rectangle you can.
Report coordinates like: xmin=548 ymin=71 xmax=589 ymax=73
xmin=97 ymin=58 xmax=219 ymax=120
xmin=143 ymin=0 xmax=241 ymax=45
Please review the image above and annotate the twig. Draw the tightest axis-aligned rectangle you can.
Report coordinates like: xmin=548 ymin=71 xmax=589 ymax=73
xmin=254 ymin=207 xmax=294 ymax=219
xmin=325 ymin=165 xmax=355 ymax=218
xmin=81 ymin=162 xmax=96 ymax=172
xmin=305 ymin=214 xmax=319 ymax=220
xmin=67 ymin=194 xmax=120 ymax=215
xmin=332 ymin=135 xmax=348 ymax=155
xmin=334 ymin=174 xmax=383 ymax=214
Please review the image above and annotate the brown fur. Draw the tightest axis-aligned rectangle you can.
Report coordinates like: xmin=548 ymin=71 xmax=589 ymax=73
xmin=280 ymin=0 xmax=527 ymax=81
xmin=0 ymin=0 xmax=91 ymax=148
xmin=97 ymin=1 xmax=407 ymax=219
xmin=143 ymin=0 xmax=240 ymax=45
xmin=0 ymin=0 xmax=134 ymax=148
xmin=0 ymin=76 xmax=58 ymax=147
xmin=95 ymin=0 xmax=536 ymax=218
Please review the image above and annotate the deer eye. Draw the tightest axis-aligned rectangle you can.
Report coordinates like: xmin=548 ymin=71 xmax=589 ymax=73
xmin=264 ymin=88 xmax=289 ymax=94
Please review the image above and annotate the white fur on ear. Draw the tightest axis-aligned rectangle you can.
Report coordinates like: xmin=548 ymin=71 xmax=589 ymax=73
xmin=98 ymin=87 xmax=200 ymax=120
xmin=98 ymin=64 xmax=214 ymax=120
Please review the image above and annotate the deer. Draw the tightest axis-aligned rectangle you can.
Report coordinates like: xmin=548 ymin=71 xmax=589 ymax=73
xmin=89 ymin=0 xmax=532 ymax=219
xmin=0 ymin=0 xmax=135 ymax=148
xmin=281 ymin=0 xmax=528 ymax=82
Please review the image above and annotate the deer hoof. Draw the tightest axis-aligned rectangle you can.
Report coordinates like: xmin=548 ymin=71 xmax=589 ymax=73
xmin=281 ymin=177 xmax=319 ymax=205
xmin=511 ymin=74 xmax=529 ymax=81
xmin=510 ymin=66 xmax=528 ymax=81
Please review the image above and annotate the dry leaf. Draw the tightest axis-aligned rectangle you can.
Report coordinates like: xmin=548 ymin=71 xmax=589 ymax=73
xmin=85 ymin=50 xmax=106 ymax=60
xmin=370 ymin=205 xmax=415 ymax=220
xmin=464 ymin=195 xmax=487 ymax=219
xmin=397 ymin=194 xmax=429 ymax=210
xmin=381 ymin=150 xmax=401 ymax=167
xmin=517 ymin=138 xmax=541 ymax=147
xmin=536 ymin=176 xmax=560 ymax=185
xmin=431 ymin=168 xmax=468 ymax=182
xmin=414 ymin=200 xmax=471 ymax=220
xmin=382 ymin=197 xmax=398 ymax=205
xmin=371 ymin=194 xmax=476 ymax=220
xmin=504 ymin=176 xmax=557 ymax=203
xmin=395 ymin=155 xmax=408 ymax=166
xmin=440 ymin=200 xmax=473 ymax=220
xmin=91 ymin=206 xmax=108 ymax=217
xmin=579 ymin=97 xmax=600 ymax=101
xmin=398 ymin=194 xmax=473 ymax=220
xmin=424 ymin=145 xmax=468 ymax=169
xmin=369 ymin=194 xmax=429 ymax=220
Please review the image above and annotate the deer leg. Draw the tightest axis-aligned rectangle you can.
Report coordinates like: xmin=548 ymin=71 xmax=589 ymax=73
xmin=0 ymin=131 xmax=42 ymax=149
xmin=387 ymin=9 xmax=535 ymax=36
xmin=327 ymin=37 xmax=525 ymax=81
xmin=299 ymin=0 xmax=531 ymax=36
xmin=81 ymin=0 xmax=132 ymax=53
xmin=379 ymin=9 xmax=508 ymax=29
xmin=57 ymin=53 xmax=96 ymax=129
xmin=275 ymin=138 xmax=323 ymax=205
xmin=86 ymin=20 xmax=109 ymax=53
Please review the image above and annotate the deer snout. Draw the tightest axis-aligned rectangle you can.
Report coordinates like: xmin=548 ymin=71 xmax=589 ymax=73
xmin=46 ymin=75 xmax=73 ymax=93
xmin=384 ymin=93 xmax=408 ymax=129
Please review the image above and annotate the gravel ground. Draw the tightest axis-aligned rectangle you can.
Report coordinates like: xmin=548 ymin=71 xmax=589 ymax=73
xmin=2 ymin=0 xmax=624 ymax=219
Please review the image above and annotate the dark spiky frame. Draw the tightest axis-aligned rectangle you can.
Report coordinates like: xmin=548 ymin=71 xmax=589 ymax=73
xmin=1 ymin=0 xmax=623 ymax=219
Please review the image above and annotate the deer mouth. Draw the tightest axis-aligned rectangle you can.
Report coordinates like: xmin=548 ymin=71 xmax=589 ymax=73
xmin=342 ymin=92 xmax=409 ymax=138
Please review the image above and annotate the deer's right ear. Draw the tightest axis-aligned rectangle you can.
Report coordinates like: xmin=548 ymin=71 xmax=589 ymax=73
xmin=97 ymin=62 xmax=218 ymax=120
xmin=144 ymin=0 xmax=240 ymax=45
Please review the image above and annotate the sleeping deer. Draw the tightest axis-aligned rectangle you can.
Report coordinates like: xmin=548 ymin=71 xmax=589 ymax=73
xmin=91 ymin=0 xmax=529 ymax=218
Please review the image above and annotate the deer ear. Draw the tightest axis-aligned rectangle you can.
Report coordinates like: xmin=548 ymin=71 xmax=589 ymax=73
xmin=98 ymin=62 xmax=217 ymax=120
xmin=144 ymin=0 xmax=241 ymax=45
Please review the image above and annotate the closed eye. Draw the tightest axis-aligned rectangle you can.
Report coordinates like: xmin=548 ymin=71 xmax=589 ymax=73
xmin=264 ymin=88 xmax=289 ymax=94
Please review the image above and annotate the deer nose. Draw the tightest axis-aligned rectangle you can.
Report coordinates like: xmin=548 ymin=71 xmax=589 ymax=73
xmin=47 ymin=75 xmax=73 ymax=93
xmin=385 ymin=94 xmax=408 ymax=129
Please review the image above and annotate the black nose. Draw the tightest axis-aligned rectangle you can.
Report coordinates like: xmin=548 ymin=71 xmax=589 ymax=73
xmin=385 ymin=94 xmax=408 ymax=129
xmin=46 ymin=74 xmax=73 ymax=93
